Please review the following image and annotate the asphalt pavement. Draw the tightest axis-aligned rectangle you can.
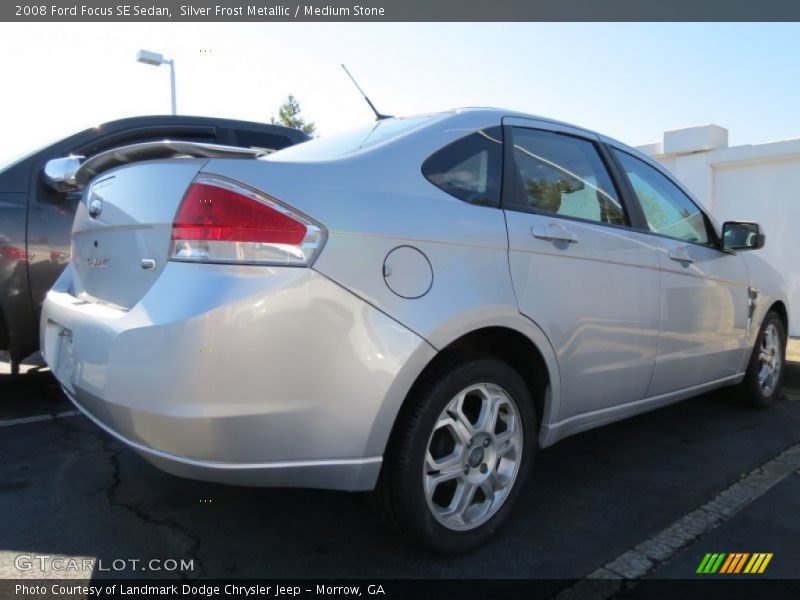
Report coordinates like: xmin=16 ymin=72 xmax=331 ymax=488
xmin=1 ymin=345 xmax=799 ymax=584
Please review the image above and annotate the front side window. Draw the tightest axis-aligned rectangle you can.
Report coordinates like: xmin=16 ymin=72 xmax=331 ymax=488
xmin=422 ymin=126 xmax=503 ymax=207
xmin=508 ymin=128 xmax=625 ymax=226
xmin=613 ymin=149 xmax=709 ymax=245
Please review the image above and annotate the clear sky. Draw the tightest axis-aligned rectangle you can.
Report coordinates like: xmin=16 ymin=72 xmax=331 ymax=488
xmin=0 ymin=22 xmax=798 ymax=164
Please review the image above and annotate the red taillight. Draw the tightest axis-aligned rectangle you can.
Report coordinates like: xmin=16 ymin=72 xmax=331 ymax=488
xmin=170 ymin=175 xmax=325 ymax=266
xmin=0 ymin=246 xmax=27 ymax=260
xmin=172 ymin=182 xmax=307 ymax=245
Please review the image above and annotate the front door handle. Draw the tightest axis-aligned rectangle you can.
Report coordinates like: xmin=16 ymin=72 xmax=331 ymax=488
xmin=531 ymin=222 xmax=579 ymax=244
xmin=668 ymin=245 xmax=694 ymax=264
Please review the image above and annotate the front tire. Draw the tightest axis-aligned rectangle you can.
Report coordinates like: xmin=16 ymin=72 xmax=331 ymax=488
xmin=739 ymin=310 xmax=786 ymax=409
xmin=374 ymin=354 xmax=536 ymax=554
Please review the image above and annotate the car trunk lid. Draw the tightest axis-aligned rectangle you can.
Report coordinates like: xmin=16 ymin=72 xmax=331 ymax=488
xmin=70 ymin=159 xmax=208 ymax=309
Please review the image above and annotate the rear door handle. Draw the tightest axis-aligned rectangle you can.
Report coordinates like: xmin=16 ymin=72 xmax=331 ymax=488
xmin=531 ymin=222 xmax=579 ymax=244
xmin=668 ymin=245 xmax=694 ymax=264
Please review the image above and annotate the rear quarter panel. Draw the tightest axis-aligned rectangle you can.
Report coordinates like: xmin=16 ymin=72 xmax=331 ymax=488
xmin=201 ymin=118 xmax=564 ymax=446
xmin=202 ymin=144 xmax=518 ymax=347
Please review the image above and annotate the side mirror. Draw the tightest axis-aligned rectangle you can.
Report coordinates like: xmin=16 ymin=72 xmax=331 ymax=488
xmin=721 ymin=221 xmax=765 ymax=251
xmin=43 ymin=156 xmax=84 ymax=193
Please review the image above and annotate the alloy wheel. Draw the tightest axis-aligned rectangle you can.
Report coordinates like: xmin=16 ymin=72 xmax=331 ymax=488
xmin=423 ymin=383 xmax=523 ymax=531
xmin=757 ymin=322 xmax=782 ymax=397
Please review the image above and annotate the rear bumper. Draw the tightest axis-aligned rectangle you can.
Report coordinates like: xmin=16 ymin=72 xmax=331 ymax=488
xmin=42 ymin=262 xmax=435 ymax=491
xmin=64 ymin=386 xmax=381 ymax=489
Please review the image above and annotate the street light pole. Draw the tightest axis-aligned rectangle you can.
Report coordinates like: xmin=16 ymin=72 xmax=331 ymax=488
xmin=136 ymin=49 xmax=177 ymax=115
xmin=166 ymin=59 xmax=176 ymax=115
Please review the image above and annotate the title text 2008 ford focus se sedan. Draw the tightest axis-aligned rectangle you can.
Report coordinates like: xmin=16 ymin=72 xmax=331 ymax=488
xmin=42 ymin=109 xmax=788 ymax=553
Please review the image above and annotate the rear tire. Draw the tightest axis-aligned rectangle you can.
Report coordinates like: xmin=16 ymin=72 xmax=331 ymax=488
xmin=374 ymin=353 xmax=536 ymax=554
xmin=739 ymin=310 xmax=786 ymax=409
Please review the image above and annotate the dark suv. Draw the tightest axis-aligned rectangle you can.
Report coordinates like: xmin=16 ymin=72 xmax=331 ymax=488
xmin=0 ymin=115 xmax=309 ymax=373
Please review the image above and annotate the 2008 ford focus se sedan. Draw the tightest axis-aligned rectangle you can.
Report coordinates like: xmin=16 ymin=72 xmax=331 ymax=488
xmin=42 ymin=109 xmax=788 ymax=553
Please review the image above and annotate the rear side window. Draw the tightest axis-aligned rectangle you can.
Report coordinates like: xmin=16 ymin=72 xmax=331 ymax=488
xmin=508 ymin=128 xmax=626 ymax=226
xmin=612 ymin=149 xmax=710 ymax=245
xmin=422 ymin=127 xmax=503 ymax=207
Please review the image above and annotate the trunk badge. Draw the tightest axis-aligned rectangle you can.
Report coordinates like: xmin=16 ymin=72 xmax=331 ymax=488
xmin=87 ymin=257 xmax=108 ymax=268
xmin=88 ymin=198 xmax=103 ymax=218
xmin=141 ymin=259 xmax=157 ymax=271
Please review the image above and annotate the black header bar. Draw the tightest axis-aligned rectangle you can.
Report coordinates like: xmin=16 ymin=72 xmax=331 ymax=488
xmin=5 ymin=0 xmax=800 ymax=22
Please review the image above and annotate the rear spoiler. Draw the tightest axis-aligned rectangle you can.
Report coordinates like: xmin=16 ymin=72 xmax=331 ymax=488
xmin=74 ymin=140 xmax=267 ymax=187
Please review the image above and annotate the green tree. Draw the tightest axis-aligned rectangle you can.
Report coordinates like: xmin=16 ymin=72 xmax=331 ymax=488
xmin=271 ymin=94 xmax=316 ymax=136
xmin=526 ymin=177 xmax=581 ymax=214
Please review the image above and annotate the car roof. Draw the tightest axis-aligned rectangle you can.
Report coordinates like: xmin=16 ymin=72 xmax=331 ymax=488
xmin=432 ymin=107 xmax=669 ymax=177
xmin=81 ymin=114 xmax=311 ymax=143
xmin=440 ymin=107 xmax=633 ymax=148
xmin=452 ymin=106 xmax=592 ymax=128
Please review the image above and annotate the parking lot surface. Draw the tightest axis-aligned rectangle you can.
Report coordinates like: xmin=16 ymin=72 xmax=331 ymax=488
xmin=1 ymin=345 xmax=800 ymax=583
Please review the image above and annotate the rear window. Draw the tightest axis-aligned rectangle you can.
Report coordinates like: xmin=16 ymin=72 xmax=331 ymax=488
xmin=421 ymin=127 xmax=503 ymax=207
xmin=235 ymin=129 xmax=295 ymax=152
xmin=267 ymin=115 xmax=440 ymax=161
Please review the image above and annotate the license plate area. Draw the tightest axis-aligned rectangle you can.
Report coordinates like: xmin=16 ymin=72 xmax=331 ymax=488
xmin=45 ymin=321 xmax=76 ymax=392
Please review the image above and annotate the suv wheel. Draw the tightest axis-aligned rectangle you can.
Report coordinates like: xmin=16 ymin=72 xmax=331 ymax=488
xmin=375 ymin=354 xmax=535 ymax=554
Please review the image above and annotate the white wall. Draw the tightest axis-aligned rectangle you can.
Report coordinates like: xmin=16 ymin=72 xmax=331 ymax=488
xmin=638 ymin=127 xmax=800 ymax=336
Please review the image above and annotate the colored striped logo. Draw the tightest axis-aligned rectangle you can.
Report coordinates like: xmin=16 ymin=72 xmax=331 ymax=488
xmin=696 ymin=552 xmax=773 ymax=574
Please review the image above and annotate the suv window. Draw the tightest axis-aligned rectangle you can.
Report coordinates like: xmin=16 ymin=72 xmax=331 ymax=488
xmin=613 ymin=149 xmax=709 ymax=245
xmin=421 ymin=127 xmax=503 ymax=207
xmin=76 ymin=130 xmax=216 ymax=157
xmin=509 ymin=128 xmax=625 ymax=226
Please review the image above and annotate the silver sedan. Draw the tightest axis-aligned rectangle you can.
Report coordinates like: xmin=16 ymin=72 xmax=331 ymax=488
xmin=41 ymin=109 xmax=789 ymax=553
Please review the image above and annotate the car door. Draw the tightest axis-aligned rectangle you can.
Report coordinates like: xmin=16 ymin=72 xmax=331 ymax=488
xmin=608 ymin=146 xmax=750 ymax=395
xmin=502 ymin=118 xmax=662 ymax=420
